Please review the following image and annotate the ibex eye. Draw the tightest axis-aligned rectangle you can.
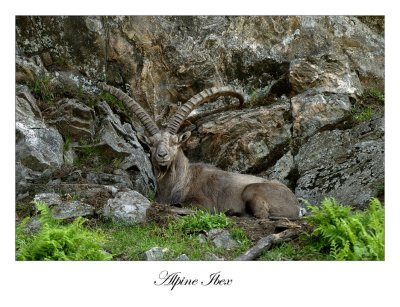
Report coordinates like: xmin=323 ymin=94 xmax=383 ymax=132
xmin=169 ymin=137 xmax=179 ymax=145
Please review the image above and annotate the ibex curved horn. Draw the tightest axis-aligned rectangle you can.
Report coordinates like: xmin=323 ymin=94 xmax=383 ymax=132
xmin=98 ymin=82 xmax=160 ymax=136
xmin=99 ymin=82 xmax=301 ymax=220
xmin=166 ymin=85 xmax=245 ymax=134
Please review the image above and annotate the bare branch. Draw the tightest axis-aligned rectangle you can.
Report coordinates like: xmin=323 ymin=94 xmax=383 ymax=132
xmin=235 ymin=228 xmax=300 ymax=261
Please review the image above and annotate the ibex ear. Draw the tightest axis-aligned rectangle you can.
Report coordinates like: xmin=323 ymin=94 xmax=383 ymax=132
xmin=178 ymin=131 xmax=191 ymax=144
xmin=137 ymin=132 xmax=151 ymax=145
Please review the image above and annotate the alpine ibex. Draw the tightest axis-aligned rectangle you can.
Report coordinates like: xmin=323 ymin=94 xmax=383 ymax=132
xmin=99 ymin=83 xmax=301 ymax=219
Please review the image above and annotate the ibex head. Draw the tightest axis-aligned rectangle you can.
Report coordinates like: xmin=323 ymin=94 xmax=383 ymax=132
xmin=98 ymin=83 xmax=244 ymax=175
xmin=137 ymin=130 xmax=191 ymax=174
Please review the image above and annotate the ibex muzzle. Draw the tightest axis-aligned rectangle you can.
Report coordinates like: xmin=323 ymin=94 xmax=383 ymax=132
xmin=99 ymin=82 xmax=301 ymax=219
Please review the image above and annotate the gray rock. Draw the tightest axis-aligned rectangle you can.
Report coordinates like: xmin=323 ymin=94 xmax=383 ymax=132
xmin=175 ymin=254 xmax=190 ymax=261
xmin=197 ymin=233 xmax=207 ymax=244
xmin=103 ymin=190 xmax=151 ymax=224
xmin=16 ymin=89 xmax=64 ymax=171
xmin=49 ymin=70 xmax=101 ymax=98
xmin=96 ymin=101 xmax=156 ymax=194
xmin=48 ymin=178 xmax=62 ymax=185
xmin=144 ymin=247 xmax=168 ymax=261
xmin=16 ymin=85 xmax=42 ymax=118
xmin=208 ymin=229 xmax=238 ymax=250
xmin=24 ymin=217 xmax=41 ymax=234
xmin=86 ymin=171 xmax=133 ymax=190
xmin=34 ymin=193 xmax=63 ymax=206
xmin=16 ymin=16 xmax=384 ymax=110
xmin=63 ymin=148 xmax=77 ymax=166
xmin=289 ymin=53 xmax=363 ymax=96
xmin=46 ymin=98 xmax=96 ymax=141
xmin=292 ymin=91 xmax=352 ymax=138
xmin=33 ymin=192 xmax=95 ymax=219
xmin=16 ymin=16 xmax=106 ymax=80
xmin=186 ymin=101 xmax=292 ymax=172
xmin=16 ymin=121 xmax=64 ymax=171
xmin=29 ymin=184 xmax=116 ymax=214
xmin=16 ymin=54 xmax=48 ymax=83
xmin=65 ymin=169 xmax=83 ymax=182
xmin=16 ymin=162 xmax=42 ymax=200
xmin=261 ymin=151 xmax=294 ymax=185
xmin=51 ymin=201 xmax=95 ymax=219
xmin=295 ymin=116 xmax=384 ymax=208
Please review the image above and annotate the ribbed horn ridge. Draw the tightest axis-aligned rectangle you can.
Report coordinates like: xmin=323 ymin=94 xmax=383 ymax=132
xmin=99 ymin=82 xmax=160 ymax=136
xmin=166 ymin=85 xmax=245 ymax=134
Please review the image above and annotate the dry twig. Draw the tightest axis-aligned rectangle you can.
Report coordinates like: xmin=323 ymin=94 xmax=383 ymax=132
xmin=235 ymin=228 xmax=300 ymax=261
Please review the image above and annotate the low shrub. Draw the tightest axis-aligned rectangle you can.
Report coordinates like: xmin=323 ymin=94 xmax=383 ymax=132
xmin=16 ymin=201 xmax=112 ymax=260
xmin=304 ymin=197 xmax=384 ymax=260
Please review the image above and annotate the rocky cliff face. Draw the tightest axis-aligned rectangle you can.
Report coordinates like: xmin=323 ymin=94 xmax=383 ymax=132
xmin=15 ymin=16 xmax=384 ymax=217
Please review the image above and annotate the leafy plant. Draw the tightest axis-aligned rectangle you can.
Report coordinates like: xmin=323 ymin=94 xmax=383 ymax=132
xmin=111 ymin=157 xmax=124 ymax=169
xmin=63 ymin=136 xmax=73 ymax=153
xmin=74 ymin=143 xmax=108 ymax=171
xmin=364 ymin=88 xmax=384 ymax=104
xmin=170 ymin=210 xmax=231 ymax=234
xmin=146 ymin=189 xmax=157 ymax=202
xmin=16 ymin=201 xmax=112 ymax=260
xmin=351 ymin=87 xmax=384 ymax=123
xmin=94 ymin=210 xmax=251 ymax=260
xmin=99 ymin=92 xmax=127 ymax=112
xmin=304 ymin=197 xmax=384 ymax=260
xmin=30 ymin=74 xmax=54 ymax=104
xmin=352 ymin=106 xmax=375 ymax=122
xmin=230 ymin=227 xmax=252 ymax=247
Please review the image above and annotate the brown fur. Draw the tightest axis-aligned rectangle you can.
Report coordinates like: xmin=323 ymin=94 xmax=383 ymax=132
xmin=151 ymin=139 xmax=301 ymax=219
xmin=101 ymin=83 xmax=301 ymax=219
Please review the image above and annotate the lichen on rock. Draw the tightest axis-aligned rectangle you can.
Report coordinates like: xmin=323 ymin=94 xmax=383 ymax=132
xmin=15 ymin=16 xmax=385 ymax=214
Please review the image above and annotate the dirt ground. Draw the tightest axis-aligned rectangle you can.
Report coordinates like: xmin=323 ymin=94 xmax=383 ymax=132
xmin=18 ymin=187 xmax=306 ymax=243
xmin=146 ymin=202 xmax=306 ymax=242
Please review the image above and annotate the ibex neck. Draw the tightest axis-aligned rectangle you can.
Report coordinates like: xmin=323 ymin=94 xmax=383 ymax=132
xmin=156 ymin=150 xmax=191 ymax=204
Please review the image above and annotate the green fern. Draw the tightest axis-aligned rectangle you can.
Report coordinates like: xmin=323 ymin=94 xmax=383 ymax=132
xmin=304 ymin=197 xmax=384 ymax=260
xmin=16 ymin=201 xmax=112 ymax=261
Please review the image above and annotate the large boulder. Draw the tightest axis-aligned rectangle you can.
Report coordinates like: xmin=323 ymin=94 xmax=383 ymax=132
xmin=290 ymin=53 xmax=362 ymax=138
xmin=46 ymin=98 xmax=96 ymax=141
xmin=86 ymin=170 xmax=134 ymax=190
xmin=291 ymin=91 xmax=352 ymax=138
xmin=289 ymin=53 xmax=363 ymax=96
xmin=208 ymin=229 xmax=238 ymax=250
xmin=260 ymin=151 xmax=295 ymax=186
xmin=34 ymin=193 xmax=95 ymax=219
xmin=294 ymin=116 xmax=384 ymax=208
xmin=103 ymin=190 xmax=151 ymax=224
xmin=185 ymin=99 xmax=292 ymax=172
xmin=16 ymin=86 xmax=64 ymax=172
xmin=16 ymin=16 xmax=107 ymax=80
xmin=95 ymin=101 xmax=156 ymax=194
xmin=16 ymin=162 xmax=42 ymax=200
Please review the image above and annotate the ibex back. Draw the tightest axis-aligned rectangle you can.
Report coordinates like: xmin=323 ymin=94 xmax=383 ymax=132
xmin=99 ymin=83 xmax=301 ymax=219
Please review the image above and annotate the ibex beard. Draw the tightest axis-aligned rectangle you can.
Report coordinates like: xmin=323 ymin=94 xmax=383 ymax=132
xmin=100 ymin=83 xmax=301 ymax=219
